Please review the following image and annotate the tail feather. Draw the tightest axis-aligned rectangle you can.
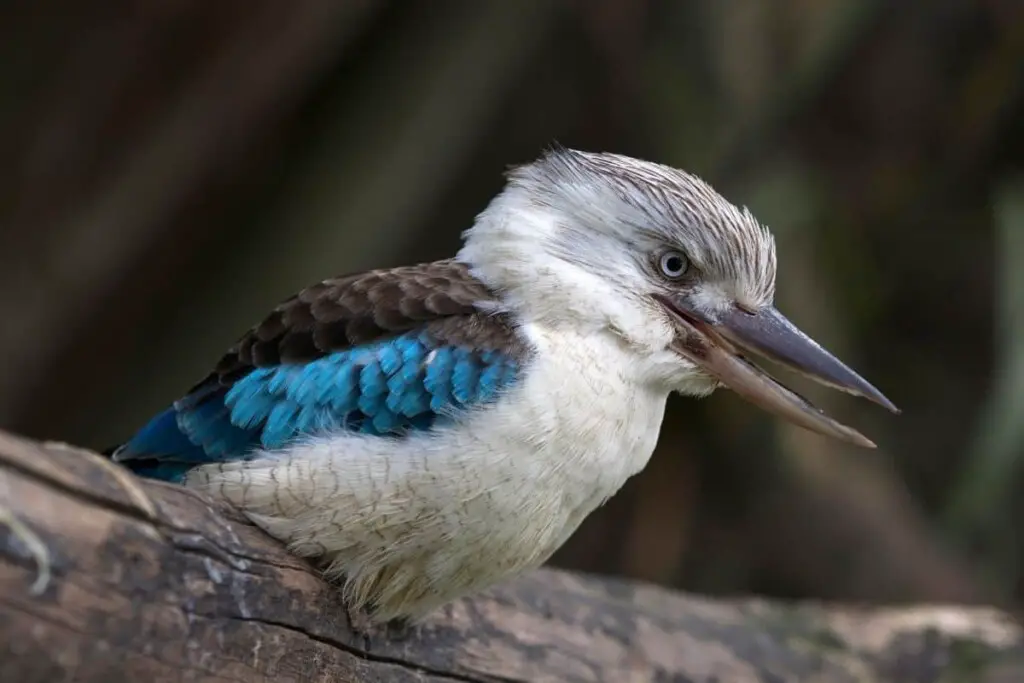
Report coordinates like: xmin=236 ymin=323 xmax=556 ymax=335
xmin=112 ymin=385 xmax=263 ymax=483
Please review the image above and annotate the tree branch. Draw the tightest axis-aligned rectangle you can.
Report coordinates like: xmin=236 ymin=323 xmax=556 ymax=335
xmin=0 ymin=429 xmax=1020 ymax=682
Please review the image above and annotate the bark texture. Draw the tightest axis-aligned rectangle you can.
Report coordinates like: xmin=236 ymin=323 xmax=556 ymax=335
xmin=0 ymin=429 xmax=1021 ymax=683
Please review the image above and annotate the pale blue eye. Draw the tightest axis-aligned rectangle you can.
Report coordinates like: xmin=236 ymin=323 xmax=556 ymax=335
xmin=659 ymin=250 xmax=689 ymax=279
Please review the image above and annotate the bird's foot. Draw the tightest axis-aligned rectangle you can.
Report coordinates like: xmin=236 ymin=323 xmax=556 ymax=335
xmin=345 ymin=604 xmax=376 ymax=645
xmin=345 ymin=605 xmax=416 ymax=645
xmin=0 ymin=504 xmax=51 ymax=595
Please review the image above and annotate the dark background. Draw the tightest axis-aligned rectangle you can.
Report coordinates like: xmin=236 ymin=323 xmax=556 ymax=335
xmin=3 ymin=0 xmax=1023 ymax=610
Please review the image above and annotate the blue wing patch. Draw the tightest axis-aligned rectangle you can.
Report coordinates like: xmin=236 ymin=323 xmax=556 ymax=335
xmin=116 ymin=330 xmax=521 ymax=482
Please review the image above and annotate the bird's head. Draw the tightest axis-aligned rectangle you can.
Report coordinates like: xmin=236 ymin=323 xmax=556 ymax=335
xmin=460 ymin=147 xmax=898 ymax=447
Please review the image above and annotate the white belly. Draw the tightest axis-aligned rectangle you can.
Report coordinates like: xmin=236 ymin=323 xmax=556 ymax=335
xmin=185 ymin=325 xmax=669 ymax=622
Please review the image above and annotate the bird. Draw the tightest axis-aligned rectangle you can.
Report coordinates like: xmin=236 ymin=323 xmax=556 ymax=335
xmin=109 ymin=147 xmax=899 ymax=628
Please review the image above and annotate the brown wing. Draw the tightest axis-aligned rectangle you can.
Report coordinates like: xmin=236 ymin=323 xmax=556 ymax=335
xmin=203 ymin=259 xmax=527 ymax=388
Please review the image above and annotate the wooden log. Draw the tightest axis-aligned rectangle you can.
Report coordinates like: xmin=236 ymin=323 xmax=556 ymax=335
xmin=0 ymin=429 xmax=1021 ymax=683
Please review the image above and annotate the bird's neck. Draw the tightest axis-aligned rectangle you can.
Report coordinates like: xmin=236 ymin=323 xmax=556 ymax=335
xmin=510 ymin=321 xmax=671 ymax=509
xmin=457 ymin=187 xmax=654 ymax=342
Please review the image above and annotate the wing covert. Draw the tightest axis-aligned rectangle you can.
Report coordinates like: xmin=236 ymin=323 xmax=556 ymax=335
xmin=114 ymin=260 xmax=528 ymax=482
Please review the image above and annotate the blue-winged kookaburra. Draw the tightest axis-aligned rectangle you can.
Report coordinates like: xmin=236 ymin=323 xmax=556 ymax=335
xmin=111 ymin=148 xmax=898 ymax=625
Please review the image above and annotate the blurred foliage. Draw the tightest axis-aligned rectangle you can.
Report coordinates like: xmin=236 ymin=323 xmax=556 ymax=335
xmin=3 ymin=0 xmax=1024 ymax=611
xmin=946 ymin=177 xmax=1024 ymax=593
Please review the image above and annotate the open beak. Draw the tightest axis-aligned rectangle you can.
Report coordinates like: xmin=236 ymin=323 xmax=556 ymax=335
xmin=653 ymin=294 xmax=899 ymax=448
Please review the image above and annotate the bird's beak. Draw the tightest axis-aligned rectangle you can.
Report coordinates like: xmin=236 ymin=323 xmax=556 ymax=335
xmin=653 ymin=294 xmax=899 ymax=448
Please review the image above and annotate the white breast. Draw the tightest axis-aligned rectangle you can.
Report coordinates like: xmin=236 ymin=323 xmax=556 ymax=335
xmin=503 ymin=324 xmax=668 ymax=534
xmin=185 ymin=324 xmax=669 ymax=622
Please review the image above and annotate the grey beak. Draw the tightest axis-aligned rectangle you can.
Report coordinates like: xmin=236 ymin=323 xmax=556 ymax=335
xmin=654 ymin=294 xmax=898 ymax=448
xmin=713 ymin=306 xmax=899 ymax=413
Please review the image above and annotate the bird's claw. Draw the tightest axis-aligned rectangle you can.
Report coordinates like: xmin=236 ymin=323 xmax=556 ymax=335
xmin=345 ymin=604 xmax=416 ymax=646
xmin=345 ymin=603 xmax=375 ymax=639
xmin=0 ymin=503 xmax=51 ymax=595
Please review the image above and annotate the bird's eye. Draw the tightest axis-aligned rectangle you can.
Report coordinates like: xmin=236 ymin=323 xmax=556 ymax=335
xmin=658 ymin=250 xmax=689 ymax=279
